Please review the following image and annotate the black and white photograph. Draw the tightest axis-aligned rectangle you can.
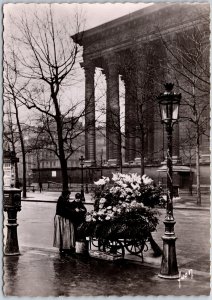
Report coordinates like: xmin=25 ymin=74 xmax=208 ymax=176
xmin=2 ymin=1 xmax=210 ymax=297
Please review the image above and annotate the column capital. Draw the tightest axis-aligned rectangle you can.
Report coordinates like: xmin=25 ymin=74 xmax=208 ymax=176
xmin=80 ymin=60 xmax=95 ymax=76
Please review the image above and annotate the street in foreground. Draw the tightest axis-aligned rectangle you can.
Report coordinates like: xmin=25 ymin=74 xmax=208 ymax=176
xmin=3 ymin=201 xmax=210 ymax=296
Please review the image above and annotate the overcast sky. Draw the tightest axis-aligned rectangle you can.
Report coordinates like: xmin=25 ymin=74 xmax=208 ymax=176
xmin=4 ymin=2 xmax=152 ymax=31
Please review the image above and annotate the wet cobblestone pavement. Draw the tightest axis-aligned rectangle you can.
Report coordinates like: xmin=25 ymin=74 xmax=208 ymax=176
xmin=3 ymin=247 xmax=210 ymax=297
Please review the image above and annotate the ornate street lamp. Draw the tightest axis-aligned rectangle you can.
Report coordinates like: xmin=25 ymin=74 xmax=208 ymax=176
xmin=79 ymin=155 xmax=85 ymax=202
xmin=157 ymin=83 xmax=181 ymax=279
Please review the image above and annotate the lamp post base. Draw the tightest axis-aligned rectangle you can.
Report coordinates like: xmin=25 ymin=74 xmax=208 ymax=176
xmin=158 ymin=273 xmax=179 ymax=280
xmin=4 ymin=222 xmax=20 ymax=256
xmin=159 ymin=219 xmax=179 ymax=279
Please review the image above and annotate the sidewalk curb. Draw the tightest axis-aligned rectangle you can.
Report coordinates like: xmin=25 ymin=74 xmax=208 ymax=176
xmin=18 ymin=245 xmax=210 ymax=279
xmin=21 ymin=199 xmax=94 ymax=205
xmin=21 ymin=199 xmax=210 ymax=210
xmin=19 ymin=245 xmax=160 ymax=268
xmin=174 ymin=206 xmax=210 ymax=211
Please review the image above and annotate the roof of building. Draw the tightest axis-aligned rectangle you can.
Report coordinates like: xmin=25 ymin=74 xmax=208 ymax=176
xmin=72 ymin=3 xmax=209 ymax=45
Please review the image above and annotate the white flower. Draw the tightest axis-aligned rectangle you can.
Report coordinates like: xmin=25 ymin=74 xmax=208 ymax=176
xmin=94 ymin=178 xmax=106 ymax=186
xmin=102 ymin=176 xmax=110 ymax=183
xmin=112 ymin=173 xmax=120 ymax=182
xmin=86 ymin=215 xmax=92 ymax=222
xmin=106 ymin=206 xmax=112 ymax=210
xmin=135 ymin=190 xmax=141 ymax=197
xmin=105 ymin=216 xmax=110 ymax=220
xmin=121 ymin=183 xmax=127 ymax=188
xmin=130 ymin=200 xmax=137 ymax=206
xmin=112 ymin=207 xmax=117 ymax=212
xmin=131 ymin=173 xmax=142 ymax=184
xmin=142 ymin=174 xmax=153 ymax=185
xmin=100 ymin=198 xmax=106 ymax=204
xmin=126 ymin=187 xmax=132 ymax=194
xmin=110 ymin=186 xmax=121 ymax=194
xmin=107 ymin=212 xmax=114 ymax=218
xmin=131 ymin=183 xmax=139 ymax=190
xmin=120 ymin=190 xmax=127 ymax=198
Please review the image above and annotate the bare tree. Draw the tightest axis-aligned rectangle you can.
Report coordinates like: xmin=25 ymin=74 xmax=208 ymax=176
xmin=158 ymin=14 xmax=210 ymax=205
xmin=4 ymin=56 xmax=30 ymax=197
xmin=6 ymin=6 xmax=86 ymax=192
xmin=179 ymin=123 xmax=197 ymax=195
xmin=3 ymin=102 xmax=20 ymax=188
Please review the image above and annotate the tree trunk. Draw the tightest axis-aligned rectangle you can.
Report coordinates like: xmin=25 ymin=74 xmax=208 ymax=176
xmin=14 ymin=101 xmax=26 ymax=197
xmin=60 ymin=155 xmax=69 ymax=192
xmin=22 ymin=152 xmax=27 ymax=197
xmin=140 ymin=132 xmax=145 ymax=176
xmin=11 ymin=133 xmax=20 ymax=188
xmin=52 ymin=91 xmax=69 ymax=192
xmin=189 ymin=160 xmax=193 ymax=196
xmin=119 ymin=130 xmax=123 ymax=173
xmin=7 ymin=103 xmax=20 ymax=188
xmin=196 ymin=140 xmax=201 ymax=205
xmin=57 ymin=124 xmax=69 ymax=191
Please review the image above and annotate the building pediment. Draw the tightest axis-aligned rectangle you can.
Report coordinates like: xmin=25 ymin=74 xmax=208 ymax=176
xmin=72 ymin=3 xmax=209 ymax=60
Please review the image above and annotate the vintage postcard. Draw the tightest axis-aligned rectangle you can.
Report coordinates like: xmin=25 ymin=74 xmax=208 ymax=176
xmin=2 ymin=1 xmax=210 ymax=297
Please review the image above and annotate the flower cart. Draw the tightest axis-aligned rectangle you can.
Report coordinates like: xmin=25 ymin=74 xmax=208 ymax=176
xmin=78 ymin=173 xmax=165 ymax=260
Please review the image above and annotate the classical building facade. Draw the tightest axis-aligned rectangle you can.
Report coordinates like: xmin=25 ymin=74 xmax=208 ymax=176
xmin=72 ymin=3 xmax=210 ymax=174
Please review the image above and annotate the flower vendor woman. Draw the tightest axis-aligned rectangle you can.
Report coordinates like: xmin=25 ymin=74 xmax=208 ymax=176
xmin=53 ymin=191 xmax=76 ymax=254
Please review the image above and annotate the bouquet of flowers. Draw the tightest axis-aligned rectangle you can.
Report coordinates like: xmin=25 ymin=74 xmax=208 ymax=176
xmin=78 ymin=173 xmax=165 ymax=239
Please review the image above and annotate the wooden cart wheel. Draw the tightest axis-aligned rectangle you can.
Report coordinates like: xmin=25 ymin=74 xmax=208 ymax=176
xmin=91 ymin=238 xmax=99 ymax=249
xmin=102 ymin=240 xmax=125 ymax=258
xmin=124 ymin=239 xmax=145 ymax=255
xmin=98 ymin=238 xmax=105 ymax=251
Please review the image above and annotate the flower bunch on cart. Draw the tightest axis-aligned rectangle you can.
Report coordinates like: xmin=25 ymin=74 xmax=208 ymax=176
xmin=78 ymin=173 xmax=165 ymax=239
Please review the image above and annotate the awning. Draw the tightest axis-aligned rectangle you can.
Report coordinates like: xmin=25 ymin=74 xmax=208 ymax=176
xmin=157 ymin=165 xmax=191 ymax=172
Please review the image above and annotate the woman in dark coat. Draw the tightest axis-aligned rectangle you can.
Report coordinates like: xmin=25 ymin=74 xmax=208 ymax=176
xmin=70 ymin=193 xmax=87 ymax=240
xmin=53 ymin=191 xmax=76 ymax=253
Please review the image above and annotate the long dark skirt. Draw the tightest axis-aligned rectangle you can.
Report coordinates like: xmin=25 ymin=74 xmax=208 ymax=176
xmin=53 ymin=215 xmax=75 ymax=250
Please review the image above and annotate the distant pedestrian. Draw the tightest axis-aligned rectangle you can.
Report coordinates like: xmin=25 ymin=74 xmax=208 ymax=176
xmin=39 ymin=181 xmax=43 ymax=193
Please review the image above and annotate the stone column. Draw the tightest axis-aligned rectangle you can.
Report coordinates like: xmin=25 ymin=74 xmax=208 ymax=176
xmin=105 ymin=56 xmax=121 ymax=165
xmin=134 ymin=67 xmax=143 ymax=165
xmin=124 ymin=75 xmax=136 ymax=163
xmin=81 ymin=61 xmax=96 ymax=166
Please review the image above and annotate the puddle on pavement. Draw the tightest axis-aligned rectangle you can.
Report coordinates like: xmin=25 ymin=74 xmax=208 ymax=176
xmin=3 ymin=252 xmax=211 ymax=297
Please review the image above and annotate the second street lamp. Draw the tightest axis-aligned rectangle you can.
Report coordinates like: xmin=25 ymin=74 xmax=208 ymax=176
xmin=157 ymin=83 xmax=181 ymax=279
xmin=79 ymin=155 xmax=85 ymax=202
